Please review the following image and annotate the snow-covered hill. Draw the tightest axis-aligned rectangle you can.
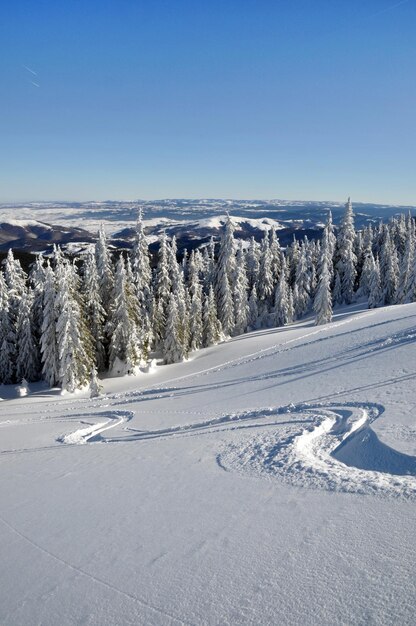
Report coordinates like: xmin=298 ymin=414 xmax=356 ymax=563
xmin=0 ymin=303 xmax=415 ymax=625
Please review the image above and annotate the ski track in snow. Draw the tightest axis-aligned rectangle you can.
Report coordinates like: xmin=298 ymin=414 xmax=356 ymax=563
xmin=2 ymin=308 xmax=416 ymax=500
xmin=56 ymin=410 xmax=134 ymax=445
xmin=53 ymin=401 xmax=416 ymax=500
xmin=218 ymin=402 xmax=416 ymax=499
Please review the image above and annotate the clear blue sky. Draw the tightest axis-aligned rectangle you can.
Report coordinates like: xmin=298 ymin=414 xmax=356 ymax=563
xmin=0 ymin=0 xmax=415 ymax=203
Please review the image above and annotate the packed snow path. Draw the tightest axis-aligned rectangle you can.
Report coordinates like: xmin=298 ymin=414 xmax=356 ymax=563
xmin=0 ymin=304 xmax=416 ymax=625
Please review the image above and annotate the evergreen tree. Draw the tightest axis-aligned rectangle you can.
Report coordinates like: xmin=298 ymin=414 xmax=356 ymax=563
xmin=215 ymin=215 xmax=236 ymax=334
xmin=56 ymin=261 xmax=93 ymax=392
xmin=332 ymin=270 xmax=343 ymax=306
xmin=202 ymin=285 xmax=222 ymax=347
xmin=274 ymin=260 xmax=291 ymax=326
xmin=269 ymin=225 xmax=282 ymax=286
xmin=257 ymin=232 xmax=274 ymax=305
xmin=247 ymin=285 xmax=259 ymax=330
xmin=0 ymin=271 xmax=15 ymax=384
xmin=95 ymin=225 xmax=114 ymax=312
xmin=358 ymin=243 xmax=373 ymax=298
xmin=335 ymin=197 xmax=357 ymax=304
xmin=246 ymin=236 xmax=260 ymax=290
xmin=368 ymin=257 xmax=382 ymax=308
xmin=379 ymin=230 xmax=398 ymax=305
xmin=131 ymin=209 xmax=153 ymax=356
xmin=16 ymin=289 xmax=40 ymax=382
xmin=108 ymin=256 xmax=141 ymax=373
xmin=154 ymin=233 xmax=172 ymax=346
xmin=397 ymin=220 xmax=415 ymax=303
xmin=40 ymin=263 xmax=59 ymax=387
xmin=233 ymin=242 xmax=249 ymax=335
xmin=83 ymin=249 xmax=107 ymax=371
xmin=314 ymin=257 xmax=333 ymax=325
xmin=163 ymin=293 xmax=186 ymax=363
xmin=294 ymin=244 xmax=311 ymax=317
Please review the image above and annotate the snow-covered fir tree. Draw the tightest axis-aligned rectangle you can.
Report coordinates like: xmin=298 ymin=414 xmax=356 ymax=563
xmin=233 ymin=241 xmax=249 ymax=335
xmin=16 ymin=289 xmax=40 ymax=382
xmin=335 ymin=197 xmax=357 ymax=304
xmin=163 ymin=293 xmax=186 ymax=364
xmin=55 ymin=259 xmax=93 ymax=392
xmin=274 ymin=257 xmax=292 ymax=327
xmin=202 ymin=285 xmax=222 ymax=347
xmin=83 ymin=249 xmax=107 ymax=371
xmin=40 ymin=262 xmax=60 ymax=388
xmin=108 ymin=255 xmax=141 ymax=374
xmin=314 ymin=257 xmax=333 ymax=325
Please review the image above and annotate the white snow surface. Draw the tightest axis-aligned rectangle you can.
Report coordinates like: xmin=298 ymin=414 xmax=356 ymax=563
xmin=0 ymin=303 xmax=416 ymax=625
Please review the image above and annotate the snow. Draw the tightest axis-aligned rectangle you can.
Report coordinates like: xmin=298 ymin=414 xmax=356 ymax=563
xmin=0 ymin=302 xmax=415 ymax=624
xmin=0 ymin=218 xmax=52 ymax=229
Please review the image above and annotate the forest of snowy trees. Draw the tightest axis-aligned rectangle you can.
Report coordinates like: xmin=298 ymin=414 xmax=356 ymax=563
xmin=0 ymin=198 xmax=415 ymax=392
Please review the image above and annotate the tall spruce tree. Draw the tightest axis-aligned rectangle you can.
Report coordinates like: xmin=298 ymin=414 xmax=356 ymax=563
xmin=335 ymin=197 xmax=357 ymax=304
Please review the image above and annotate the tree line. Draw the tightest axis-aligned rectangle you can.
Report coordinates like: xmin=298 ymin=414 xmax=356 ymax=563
xmin=0 ymin=199 xmax=415 ymax=392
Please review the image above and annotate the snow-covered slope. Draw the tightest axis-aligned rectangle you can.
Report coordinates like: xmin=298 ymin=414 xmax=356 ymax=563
xmin=0 ymin=303 xmax=415 ymax=625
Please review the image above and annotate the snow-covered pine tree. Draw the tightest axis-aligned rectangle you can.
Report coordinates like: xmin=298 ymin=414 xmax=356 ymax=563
xmin=294 ymin=243 xmax=311 ymax=317
xmin=95 ymin=224 xmax=114 ymax=313
xmin=379 ymin=230 xmax=398 ymax=305
xmin=246 ymin=236 xmax=260 ymax=291
xmin=0 ymin=271 xmax=15 ymax=384
xmin=287 ymin=237 xmax=300 ymax=287
xmin=274 ymin=260 xmax=291 ymax=326
xmin=335 ymin=197 xmax=357 ymax=304
xmin=332 ymin=270 xmax=343 ymax=306
xmin=40 ymin=262 xmax=59 ymax=387
xmin=154 ymin=233 xmax=172 ymax=347
xmin=202 ymin=285 xmax=222 ymax=347
xmin=163 ymin=293 xmax=186 ymax=364
xmin=172 ymin=262 xmax=190 ymax=359
xmin=269 ymin=225 xmax=282 ymax=287
xmin=404 ymin=223 xmax=416 ymax=303
xmin=131 ymin=209 xmax=153 ymax=357
xmin=188 ymin=255 xmax=203 ymax=351
xmin=108 ymin=255 xmax=141 ymax=374
xmin=358 ymin=243 xmax=374 ymax=299
xmin=29 ymin=254 xmax=46 ymax=351
xmin=314 ymin=256 xmax=333 ymax=325
xmin=325 ymin=210 xmax=337 ymax=269
xmin=3 ymin=249 xmax=27 ymax=379
xmin=202 ymin=236 xmax=216 ymax=292
xmin=55 ymin=260 xmax=93 ymax=392
xmin=257 ymin=232 xmax=274 ymax=308
xmin=215 ymin=214 xmax=236 ymax=334
xmin=16 ymin=288 xmax=40 ymax=382
xmin=368 ymin=256 xmax=382 ymax=309
xmin=397 ymin=219 xmax=415 ymax=303
xmin=287 ymin=286 xmax=295 ymax=323
xmin=83 ymin=249 xmax=107 ymax=371
xmin=189 ymin=285 xmax=203 ymax=352
xmin=233 ymin=241 xmax=249 ymax=335
xmin=247 ymin=285 xmax=259 ymax=330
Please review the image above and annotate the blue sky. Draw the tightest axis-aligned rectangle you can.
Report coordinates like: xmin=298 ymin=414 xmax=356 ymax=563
xmin=0 ymin=0 xmax=415 ymax=203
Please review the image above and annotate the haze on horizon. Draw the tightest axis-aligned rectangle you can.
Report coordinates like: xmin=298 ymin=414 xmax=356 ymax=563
xmin=1 ymin=0 xmax=415 ymax=205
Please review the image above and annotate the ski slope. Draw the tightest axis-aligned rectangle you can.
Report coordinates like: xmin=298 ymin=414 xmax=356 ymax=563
xmin=0 ymin=303 xmax=416 ymax=625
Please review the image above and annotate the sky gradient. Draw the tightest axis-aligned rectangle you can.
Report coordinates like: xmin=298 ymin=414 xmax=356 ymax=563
xmin=1 ymin=0 xmax=415 ymax=203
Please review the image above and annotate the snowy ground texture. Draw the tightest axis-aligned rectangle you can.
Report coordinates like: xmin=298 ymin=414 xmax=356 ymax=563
xmin=1 ymin=302 xmax=416 ymax=625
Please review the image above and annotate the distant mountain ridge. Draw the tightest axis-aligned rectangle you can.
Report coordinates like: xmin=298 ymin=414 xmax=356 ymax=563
xmin=0 ymin=199 xmax=414 ymax=255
